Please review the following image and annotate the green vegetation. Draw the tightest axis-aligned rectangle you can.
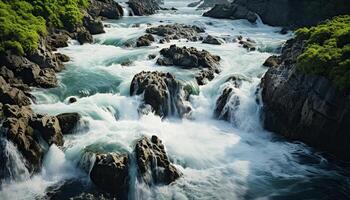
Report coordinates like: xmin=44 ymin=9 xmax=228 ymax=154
xmin=296 ymin=15 xmax=350 ymax=90
xmin=0 ymin=0 xmax=89 ymax=55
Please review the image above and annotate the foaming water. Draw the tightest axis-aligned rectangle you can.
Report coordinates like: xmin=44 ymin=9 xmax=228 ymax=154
xmin=2 ymin=0 xmax=350 ymax=199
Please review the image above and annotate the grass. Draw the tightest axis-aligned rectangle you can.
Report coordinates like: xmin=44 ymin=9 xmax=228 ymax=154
xmin=296 ymin=15 xmax=350 ymax=90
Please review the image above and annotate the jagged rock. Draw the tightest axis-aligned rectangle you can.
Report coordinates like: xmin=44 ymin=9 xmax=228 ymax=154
xmin=0 ymin=77 xmax=31 ymax=106
xmin=157 ymin=45 xmax=221 ymax=72
xmin=195 ymin=70 xmax=215 ymax=85
xmin=263 ymin=55 xmax=280 ymax=67
xmin=261 ymin=38 xmax=350 ymax=161
xmin=48 ymin=32 xmax=69 ymax=49
xmin=197 ymin=0 xmax=230 ymax=9
xmin=136 ymin=34 xmax=155 ymax=47
xmin=90 ymin=153 xmax=129 ymax=196
xmin=55 ymin=53 xmax=70 ymax=63
xmin=203 ymin=3 xmax=257 ymax=23
xmin=146 ymin=24 xmax=204 ymax=41
xmin=239 ymin=40 xmax=256 ymax=51
xmin=203 ymin=35 xmax=224 ymax=45
xmin=135 ymin=135 xmax=181 ymax=184
xmin=88 ymin=0 xmax=124 ymax=19
xmin=83 ymin=11 xmax=105 ymax=35
xmin=30 ymin=115 xmax=63 ymax=146
xmin=77 ymin=28 xmax=94 ymax=44
xmin=56 ymin=113 xmax=81 ymax=134
xmin=130 ymin=71 xmax=191 ymax=117
xmin=128 ymin=0 xmax=160 ymax=16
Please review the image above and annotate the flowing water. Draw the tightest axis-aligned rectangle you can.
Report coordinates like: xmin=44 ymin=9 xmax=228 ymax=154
xmin=1 ymin=1 xmax=350 ymax=199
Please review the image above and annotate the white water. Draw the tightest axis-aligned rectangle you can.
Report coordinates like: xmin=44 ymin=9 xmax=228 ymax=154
xmin=1 ymin=0 xmax=350 ymax=199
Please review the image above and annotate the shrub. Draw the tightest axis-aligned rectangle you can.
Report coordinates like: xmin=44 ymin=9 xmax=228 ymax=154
xmin=296 ymin=15 xmax=350 ymax=90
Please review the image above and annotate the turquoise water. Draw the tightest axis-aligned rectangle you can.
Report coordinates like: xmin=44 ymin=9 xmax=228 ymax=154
xmin=1 ymin=1 xmax=350 ymax=199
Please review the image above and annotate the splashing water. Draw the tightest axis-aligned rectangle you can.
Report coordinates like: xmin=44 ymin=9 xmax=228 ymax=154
xmin=1 ymin=0 xmax=350 ymax=199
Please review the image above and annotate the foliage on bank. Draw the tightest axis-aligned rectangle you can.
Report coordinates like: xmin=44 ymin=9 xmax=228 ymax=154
xmin=0 ymin=0 xmax=89 ymax=55
xmin=296 ymin=15 xmax=350 ymax=90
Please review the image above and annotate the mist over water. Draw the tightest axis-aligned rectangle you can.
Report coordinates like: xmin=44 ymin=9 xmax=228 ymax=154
xmin=1 ymin=0 xmax=350 ymax=199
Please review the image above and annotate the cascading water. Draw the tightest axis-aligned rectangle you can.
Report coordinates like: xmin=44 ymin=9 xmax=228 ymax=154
xmin=1 ymin=0 xmax=350 ymax=199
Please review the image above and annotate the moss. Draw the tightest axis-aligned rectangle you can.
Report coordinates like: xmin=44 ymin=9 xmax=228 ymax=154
xmin=296 ymin=15 xmax=350 ymax=90
xmin=0 ymin=0 xmax=89 ymax=55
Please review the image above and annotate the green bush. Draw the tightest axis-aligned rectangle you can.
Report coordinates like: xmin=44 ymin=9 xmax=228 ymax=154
xmin=296 ymin=15 xmax=350 ymax=90
xmin=0 ymin=0 xmax=89 ymax=55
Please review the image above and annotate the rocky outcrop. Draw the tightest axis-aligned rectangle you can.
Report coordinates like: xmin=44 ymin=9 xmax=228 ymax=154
xmin=90 ymin=153 xmax=129 ymax=196
xmin=135 ymin=135 xmax=182 ymax=184
xmin=128 ymin=0 xmax=160 ymax=16
xmin=214 ymin=75 xmax=250 ymax=122
xmin=56 ymin=113 xmax=81 ymax=134
xmin=263 ymin=55 xmax=281 ymax=68
xmin=88 ymin=0 xmax=124 ymax=19
xmin=205 ymin=0 xmax=350 ymax=28
xmin=203 ymin=3 xmax=257 ymax=23
xmin=146 ymin=24 xmax=205 ymax=42
xmin=136 ymin=34 xmax=155 ymax=47
xmin=197 ymin=0 xmax=230 ymax=9
xmin=203 ymin=35 xmax=225 ymax=45
xmin=195 ymin=70 xmax=215 ymax=85
xmin=130 ymin=71 xmax=191 ymax=118
xmin=261 ymin=38 xmax=350 ymax=161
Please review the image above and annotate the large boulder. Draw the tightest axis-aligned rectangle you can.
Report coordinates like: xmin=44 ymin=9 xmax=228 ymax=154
xmin=130 ymin=71 xmax=191 ymax=117
xmin=30 ymin=115 xmax=63 ymax=146
xmin=90 ymin=153 xmax=129 ymax=196
xmin=56 ymin=113 xmax=82 ymax=134
xmin=203 ymin=3 xmax=257 ymax=23
xmin=0 ymin=77 xmax=31 ymax=106
xmin=261 ymin=38 xmax=350 ymax=161
xmin=203 ymin=35 xmax=225 ymax=45
xmin=136 ymin=34 xmax=155 ymax=47
xmin=83 ymin=11 xmax=105 ymax=35
xmin=88 ymin=0 xmax=124 ymax=19
xmin=128 ymin=0 xmax=160 ymax=16
xmin=135 ymin=135 xmax=182 ymax=184
xmin=146 ymin=24 xmax=205 ymax=42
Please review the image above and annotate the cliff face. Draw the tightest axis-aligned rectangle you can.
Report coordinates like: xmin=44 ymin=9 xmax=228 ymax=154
xmin=261 ymin=38 xmax=350 ymax=161
xmin=205 ymin=0 xmax=350 ymax=27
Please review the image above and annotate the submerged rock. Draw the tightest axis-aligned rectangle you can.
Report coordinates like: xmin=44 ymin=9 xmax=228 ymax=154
xmin=130 ymin=71 xmax=191 ymax=118
xmin=90 ymin=153 xmax=129 ymax=196
xmin=146 ymin=23 xmax=205 ymax=42
xmin=128 ymin=0 xmax=160 ymax=16
xmin=135 ymin=135 xmax=182 ymax=184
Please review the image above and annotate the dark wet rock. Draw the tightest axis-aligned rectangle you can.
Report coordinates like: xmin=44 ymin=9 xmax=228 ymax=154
xmin=239 ymin=40 xmax=256 ymax=51
xmin=68 ymin=97 xmax=78 ymax=104
xmin=30 ymin=115 xmax=63 ymax=146
xmin=55 ymin=53 xmax=70 ymax=63
xmin=188 ymin=0 xmax=203 ymax=7
xmin=148 ymin=54 xmax=157 ymax=60
xmin=90 ymin=153 xmax=129 ymax=196
xmin=146 ymin=24 xmax=205 ymax=41
xmin=0 ymin=66 xmax=15 ymax=83
xmin=0 ymin=77 xmax=31 ymax=106
xmin=195 ymin=70 xmax=215 ymax=86
xmin=130 ymin=71 xmax=191 ymax=117
xmin=157 ymin=45 xmax=220 ymax=72
xmin=136 ymin=34 xmax=155 ymax=47
xmin=121 ymin=60 xmax=133 ymax=66
xmin=261 ymin=38 xmax=350 ymax=162
xmin=88 ymin=0 xmax=124 ymax=19
xmin=48 ymin=32 xmax=70 ymax=49
xmin=128 ymin=0 xmax=160 ymax=16
xmin=279 ymin=28 xmax=289 ymax=35
xmin=77 ymin=29 xmax=94 ymax=44
xmin=83 ymin=11 xmax=105 ymax=35
xmin=203 ymin=3 xmax=257 ymax=23
xmin=263 ymin=55 xmax=280 ymax=68
xmin=56 ymin=113 xmax=81 ymax=135
xmin=203 ymin=35 xmax=224 ymax=45
xmin=137 ymin=104 xmax=153 ymax=116
xmin=198 ymin=0 xmax=230 ymax=9
xmin=135 ymin=135 xmax=182 ymax=184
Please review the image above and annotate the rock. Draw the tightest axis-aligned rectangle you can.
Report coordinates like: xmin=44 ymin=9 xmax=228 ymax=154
xmin=56 ymin=113 xmax=81 ymax=134
xmin=128 ymin=0 xmax=160 ymax=16
xmin=0 ymin=77 xmax=31 ymax=106
xmin=197 ymin=0 xmax=230 ymax=9
xmin=239 ymin=40 xmax=256 ymax=51
xmin=135 ymin=136 xmax=181 ymax=184
xmin=188 ymin=0 xmax=203 ymax=7
xmin=130 ymin=71 xmax=191 ymax=117
xmin=148 ymin=54 xmax=157 ymax=60
xmin=203 ymin=35 xmax=224 ymax=45
xmin=279 ymin=28 xmax=289 ymax=35
xmin=263 ymin=55 xmax=280 ymax=68
xmin=121 ymin=60 xmax=133 ymax=66
xmin=30 ymin=115 xmax=63 ymax=146
xmin=77 ymin=29 xmax=93 ymax=44
xmin=90 ymin=153 xmax=129 ymax=196
xmin=136 ymin=34 xmax=155 ymax=47
xmin=146 ymin=24 xmax=204 ymax=42
xmin=49 ymin=32 xmax=69 ymax=49
xmin=68 ymin=97 xmax=78 ymax=104
xmin=88 ymin=0 xmax=124 ymax=19
xmin=261 ymin=37 xmax=350 ymax=162
xmin=83 ymin=12 xmax=105 ymax=35
xmin=55 ymin=53 xmax=70 ymax=63
xmin=157 ymin=45 xmax=220 ymax=72
xmin=195 ymin=70 xmax=215 ymax=85
xmin=203 ymin=3 xmax=257 ymax=23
